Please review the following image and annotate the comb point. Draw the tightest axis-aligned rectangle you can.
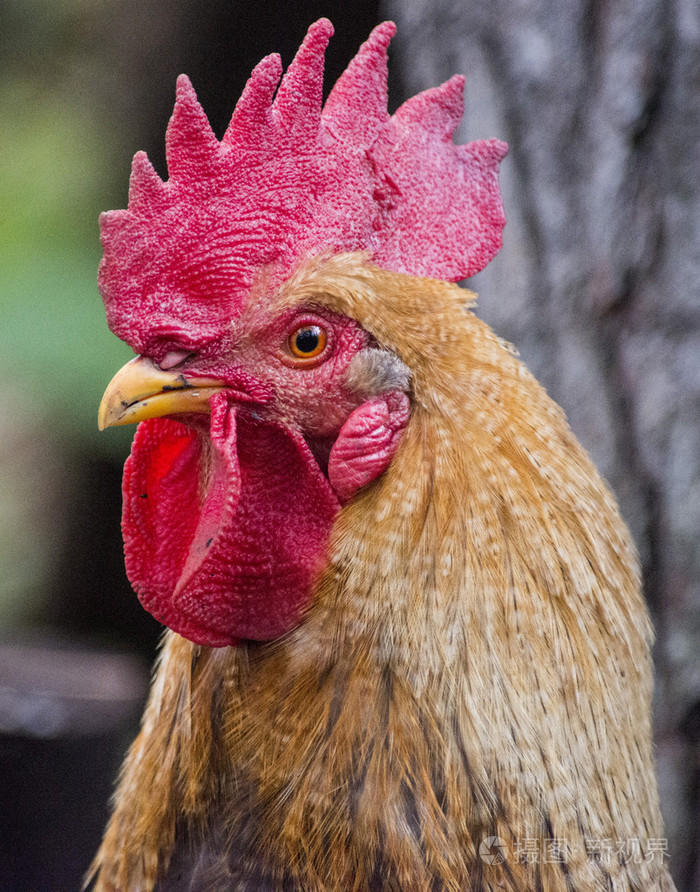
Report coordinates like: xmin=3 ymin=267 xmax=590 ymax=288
xmin=225 ymin=54 xmax=283 ymax=143
xmin=272 ymin=19 xmax=333 ymax=137
xmin=323 ymin=21 xmax=394 ymax=144
xmin=166 ymin=75 xmax=220 ymax=181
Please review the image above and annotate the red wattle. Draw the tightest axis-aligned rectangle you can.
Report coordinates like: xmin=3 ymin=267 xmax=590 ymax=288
xmin=122 ymin=393 xmax=341 ymax=646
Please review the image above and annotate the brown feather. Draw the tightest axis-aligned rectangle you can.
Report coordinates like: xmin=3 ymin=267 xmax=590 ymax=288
xmin=89 ymin=255 xmax=673 ymax=891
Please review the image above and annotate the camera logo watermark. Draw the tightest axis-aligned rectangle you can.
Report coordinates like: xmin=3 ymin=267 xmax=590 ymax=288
xmin=478 ymin=836 xmax=510 ymax=865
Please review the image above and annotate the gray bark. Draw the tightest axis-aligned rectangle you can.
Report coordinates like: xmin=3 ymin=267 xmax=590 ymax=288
xmin=384 ymin=1 xmax=700 ymax=889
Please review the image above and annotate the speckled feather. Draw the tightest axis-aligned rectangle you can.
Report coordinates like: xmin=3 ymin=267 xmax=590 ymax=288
xmin=89 ymin=257 xmax=675 ymax=892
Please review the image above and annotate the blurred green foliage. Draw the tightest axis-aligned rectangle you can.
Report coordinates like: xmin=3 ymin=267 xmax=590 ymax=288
xmin=0 ymin=0 xmax=138 ymax=625
xmin=0 ymin=1 xmax=134 ymax=454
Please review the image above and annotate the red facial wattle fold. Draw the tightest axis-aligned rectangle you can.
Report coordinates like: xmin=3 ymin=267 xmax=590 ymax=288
xmin=122 ymin=392 xmax=341 ymax=646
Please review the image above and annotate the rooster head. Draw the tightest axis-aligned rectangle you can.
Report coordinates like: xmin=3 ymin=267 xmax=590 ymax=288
xmin=97 ymin=19 xmax=507 ymax=646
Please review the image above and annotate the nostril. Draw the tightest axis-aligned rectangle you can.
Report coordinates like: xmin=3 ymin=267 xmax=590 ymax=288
xmin=159 ymin=349 xmax=195 ymax=370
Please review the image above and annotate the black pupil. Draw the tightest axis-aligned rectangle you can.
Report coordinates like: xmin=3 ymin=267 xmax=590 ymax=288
xmin=295 ymin=327 xmax=320 ymax=354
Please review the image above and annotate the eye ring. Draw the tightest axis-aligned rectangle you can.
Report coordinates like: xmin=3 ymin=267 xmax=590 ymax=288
xmin=288 ymin=324 xmax=328 ymax=361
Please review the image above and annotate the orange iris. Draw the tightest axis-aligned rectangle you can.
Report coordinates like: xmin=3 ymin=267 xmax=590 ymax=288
xmin=288 ymin=325 xmax=328 ymax=360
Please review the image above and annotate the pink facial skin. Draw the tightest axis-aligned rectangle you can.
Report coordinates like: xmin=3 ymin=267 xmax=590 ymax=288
xmin=120 ymin=305 xmax=410 ymax=646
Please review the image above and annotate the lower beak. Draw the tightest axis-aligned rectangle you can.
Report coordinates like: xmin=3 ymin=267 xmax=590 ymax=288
xmin=98 ymin=356 xmax=225 ymax=430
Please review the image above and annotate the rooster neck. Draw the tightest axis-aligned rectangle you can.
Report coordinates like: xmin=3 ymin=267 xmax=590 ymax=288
xmin=162 ymin=382 xmax=660 ymax=888
xmin=92 ymin=269 xmax=670 ymax=891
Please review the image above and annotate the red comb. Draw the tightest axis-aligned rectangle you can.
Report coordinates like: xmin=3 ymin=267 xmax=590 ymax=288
xmin=99 ymin=19 xmax=507 ymax=348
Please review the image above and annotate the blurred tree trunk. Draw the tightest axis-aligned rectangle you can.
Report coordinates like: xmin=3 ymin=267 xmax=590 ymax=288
xmin=384 ymin=1 xmax=699 ymax=889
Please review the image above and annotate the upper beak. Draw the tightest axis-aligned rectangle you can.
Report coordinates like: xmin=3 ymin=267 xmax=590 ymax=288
xmin=98 ymin=356 xmax=225 ymax=430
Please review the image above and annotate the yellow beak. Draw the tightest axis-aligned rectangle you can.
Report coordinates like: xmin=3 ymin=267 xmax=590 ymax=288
xmin=98 ymin=356 xmax=225 ymax=430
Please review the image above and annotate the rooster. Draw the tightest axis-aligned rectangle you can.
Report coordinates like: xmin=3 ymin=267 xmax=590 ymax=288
xmin=89 ymin=19 xmax=675 ymax=892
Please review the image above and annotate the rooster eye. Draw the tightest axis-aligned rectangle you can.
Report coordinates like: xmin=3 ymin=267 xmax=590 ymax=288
xmin=288 ymin=325 xmax=328 ymax=360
